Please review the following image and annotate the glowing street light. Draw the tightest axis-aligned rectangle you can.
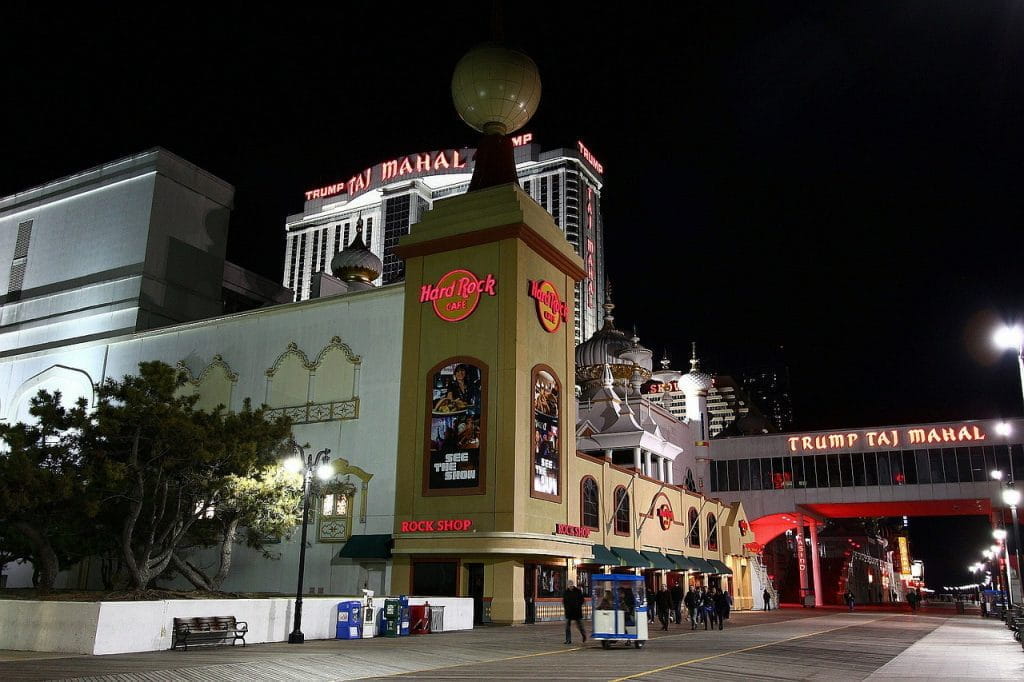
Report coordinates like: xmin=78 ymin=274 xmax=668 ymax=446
xmin=994 ymin=324 xmax=1024 ymax=413
xmin=284 ymin=440 xmax=332 ymax=644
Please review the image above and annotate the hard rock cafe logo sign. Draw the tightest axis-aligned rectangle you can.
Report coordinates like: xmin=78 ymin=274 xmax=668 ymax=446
xmin=528 ymin=280 xmax=568 ymax=333
xmin=420 ymin=269 xmax=497 ymax=322
xmin=656 ymin=504 xmax=674 ymax=531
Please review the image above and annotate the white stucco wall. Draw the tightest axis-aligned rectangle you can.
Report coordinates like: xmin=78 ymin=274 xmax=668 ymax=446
xmin=0 ymin=597 xmax=473 ymax=654
xmin=0 ymin=284 xmax=405 ymax=594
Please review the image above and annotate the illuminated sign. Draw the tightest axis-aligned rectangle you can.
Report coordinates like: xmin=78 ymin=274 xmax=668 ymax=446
xmin=427 ymin=360 xmax=484 ymax=494
xmin=421 ymin=269 xmax=496 ymax=322
xmin=796 ymin=529 xmax=807 ymax=577
xmin=528 ymin=280 xmax=568 ymax=333
xmin=657 ymin=504 xmax=674 ymax=531
xmin=400 ymin=519 xmax=473 ymax=532
xmin=786 ymin=424 xmax=988 ymax=453
xmin=585 ymin=188 xmax=596 ymax=303
xmin=532 ymin=367 xmax=561 ymax=502
xmin=555 ymin=523 xmax=591 ymax=538
xmin=743 ymin=542 xmax=763 ymax=554
xmin=644 ymin=381 xmax=680 ymax=394
xmin=304 ymin=134 xmax=535 ymax=202
xmin=577 ymin=140 xmax=604 ymax=174
xmin=898 ymin=536 xmax=912 ymax=576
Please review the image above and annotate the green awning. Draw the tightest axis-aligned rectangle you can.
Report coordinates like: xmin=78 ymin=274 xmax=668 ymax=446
xmin=667 ymin=554 xmax=699 ymax=571
xmin=586 ymin=544 xmax=622 ymax=566
xmin=611 ymin=547 xmax=652 ymax=568
xmin=338 ymin=534 xmax=392 ymax=559
xmin=688 ymin=557 xmax=717 ymax=574
xmin=641 ymin=551 xmax=676 ymax=570
xmin=708 ymin=559 xmax=733 ymax=575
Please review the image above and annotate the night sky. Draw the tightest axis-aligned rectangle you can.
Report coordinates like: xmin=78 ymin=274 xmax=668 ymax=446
xmin=5 ymin=3 xmax=1023 ymax=584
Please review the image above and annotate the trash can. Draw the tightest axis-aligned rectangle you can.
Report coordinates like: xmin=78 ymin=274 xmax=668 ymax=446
xmin=381 ymin=598 xmax=401 ymax=637
xmin=336 ymin=601 xmax=363 ymax=639
xmin=410 ymin=605 xmax=430 ymax=634
xmin=399 ymin=596 xmax=410 ymax=636
xmin=429 ymin=604 xmax=445 ymax=633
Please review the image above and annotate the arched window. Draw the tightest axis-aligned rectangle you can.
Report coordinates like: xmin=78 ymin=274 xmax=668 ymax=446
xmin=684 ymin=468 xmax=696 ymax=492
xmin=581 ymin=477 xmax=599 ymax=529
xmin=688 ymin=508 xmax=700 ymax=547
xmin=614 ymin=487 xmax=630 ymax=535
xmin=707 ymin=513 xmax=718 ymax=551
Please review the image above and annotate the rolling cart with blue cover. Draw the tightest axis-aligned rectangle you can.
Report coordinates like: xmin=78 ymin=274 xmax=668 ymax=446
xmin=590 ymin=574 xmax=649 ymax=649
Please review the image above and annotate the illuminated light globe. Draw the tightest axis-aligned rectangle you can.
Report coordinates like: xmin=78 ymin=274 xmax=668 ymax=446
xmin=451 ymin=44 xmax=541 ymax=135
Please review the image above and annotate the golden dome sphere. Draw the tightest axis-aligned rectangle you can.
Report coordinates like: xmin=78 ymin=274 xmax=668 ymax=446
xmin=451 ymin=44 xmax=541 ymax=135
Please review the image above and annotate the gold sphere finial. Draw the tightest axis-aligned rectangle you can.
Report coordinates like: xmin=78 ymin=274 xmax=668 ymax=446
xmin=451 ymin=44 xmax=541 ymax=135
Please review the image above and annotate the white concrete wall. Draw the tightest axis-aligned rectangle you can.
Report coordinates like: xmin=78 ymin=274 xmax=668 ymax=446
xmin=0 ymin=597 xmax=472 ymax=655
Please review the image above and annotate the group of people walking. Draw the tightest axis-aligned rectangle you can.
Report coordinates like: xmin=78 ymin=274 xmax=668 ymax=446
xmin=680 ymin=585 xmax=732 ymax=630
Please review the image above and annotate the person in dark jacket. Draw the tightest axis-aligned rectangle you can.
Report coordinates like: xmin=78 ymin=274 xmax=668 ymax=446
xmin=670 ymin=583 xmax=684 ymax=625
xmin=713 ymin=588 xmax=730 ymax=629
xmin=684 ymin=587 xmax=699 ymax=629
xmin=844 ymin=590 xmax=855 ymax=612
xmin=701 ymin=587 xmax=717 ymax=630
xmin=655 ymin=586 xmax=672 ymax=630
xmin=562 ymin=581 xmax=586 ymax=644
xmin=762 ymin=587 xmax=772 ymax=610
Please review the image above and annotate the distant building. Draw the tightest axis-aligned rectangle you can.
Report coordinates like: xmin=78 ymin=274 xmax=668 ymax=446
xmin=741 ymin=355 xmax=794 ymax=432
xmin=285 ymin=137 xmax=607 ymax=343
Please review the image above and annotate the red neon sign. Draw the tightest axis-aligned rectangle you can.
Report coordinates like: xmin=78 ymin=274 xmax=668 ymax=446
xmin=304 ymin=135 xmax=535 ymax=202
xmin=528 ymin=280 xmax=568 ymax=333
xmin=420 ymin=269 xmax=497 ymax=322
xmin=400 ymin=519 xmax=473 ymax=532
xmin=577 ymin=140 xmax=604 ymax=174
xmin=555 ymin=523 xmax=591 ymax=538
xmin=786 ymin=424 xmax=988 ymax=453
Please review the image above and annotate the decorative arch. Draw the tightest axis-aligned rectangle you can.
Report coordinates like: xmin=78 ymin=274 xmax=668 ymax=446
xmin=688 ymin=507 xmax=700 ymax=547
xmin=311 ymin=336 xmax=361 ymax=405
xmin=317 ymin=456 xmax=374 ymax=542
xmin=175 ymin=355 xmax=238 ymax=412
xmin=264 ymin=339 xmax=361 ymax=423
xmin=8 ymin=365 xmax=94 ymax=424
xmin=580 ymin=476 xmax=599 ymax=529
xmin=613 ymin=485 xmax=630 ymax=536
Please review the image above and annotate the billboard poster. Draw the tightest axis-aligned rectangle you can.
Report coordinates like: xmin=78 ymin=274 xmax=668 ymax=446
xmin=426 ymin=360 xmax=485 ymax=494
xmin=531 ymin=366 xmax=561 ymax=502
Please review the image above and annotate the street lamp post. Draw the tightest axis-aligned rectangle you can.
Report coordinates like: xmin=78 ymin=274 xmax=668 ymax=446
xmin=993 ymin=325 xmax=1024 ymax=410
xmin=284 ymin=441 xmax=333 ymax=644
xmin=994 ymin=528 xmax=1011 ymax=608
xmin=1003 ymin=485 xmax=1022 ymax=607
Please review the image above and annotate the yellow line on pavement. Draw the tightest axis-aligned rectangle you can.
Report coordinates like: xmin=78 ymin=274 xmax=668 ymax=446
xmin=609 ymin=617 xmax=884 ymax=682
xmin=372 ymin=645 xmax=582 ymax=678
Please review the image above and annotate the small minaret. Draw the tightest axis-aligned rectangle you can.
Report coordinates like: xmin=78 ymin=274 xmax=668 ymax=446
xmin=679 ymin=342 xmax=713 ymax=440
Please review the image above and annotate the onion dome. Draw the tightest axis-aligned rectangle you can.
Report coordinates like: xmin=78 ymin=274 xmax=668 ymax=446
xmin=651 ymin=351 xmax=682 ymax=384
xmin=574 ymin=298 xmax=630 ymax=368
xmin=451 ymin=44 xmax=541 ymax=136
xmin=678 ymin=342 xmax=713 ymax=396
xmin=617 ymin=327 xmax=654 ymax=372
xmin=330 ymin=219 xmax=381 ymax=286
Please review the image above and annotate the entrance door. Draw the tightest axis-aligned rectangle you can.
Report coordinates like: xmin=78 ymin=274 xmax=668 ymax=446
xmin=467 ymin=563 xmax=484 ymax=624
xmin=524 ymin=563 xmax=537 ymax=623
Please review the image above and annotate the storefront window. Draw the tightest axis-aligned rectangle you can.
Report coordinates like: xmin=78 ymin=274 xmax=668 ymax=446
xmin=412 ymin=560 xmax=459 ymax=597
xmin=537 ymin=565 xmax=567 ymax=598
xmin=426 ymin=359 xmax=485 ymax=494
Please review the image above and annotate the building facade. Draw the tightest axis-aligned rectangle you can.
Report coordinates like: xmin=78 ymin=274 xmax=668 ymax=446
xmin=284 ymin=137 xmax=607 ymax=344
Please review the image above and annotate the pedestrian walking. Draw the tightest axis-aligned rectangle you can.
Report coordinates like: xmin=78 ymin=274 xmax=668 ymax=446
xmin=562 ymin=581 xmax=586 ymax=644
xmin=844 ymin=589 xmax=855 ymax=612
xmin=684 ymin=586 xmax=699 ymax=629
xmin=762 ymin=587 xmax=772 ymax=611
xmin=713 ymin=588 xmax=730 ymax=629
xmin=655 ymin=585 xmax=672 ymax=630
xmin=701 ymin=587 xmax=717 ymax=630
xmin=670 ymin=582 xmax=684 ymax=625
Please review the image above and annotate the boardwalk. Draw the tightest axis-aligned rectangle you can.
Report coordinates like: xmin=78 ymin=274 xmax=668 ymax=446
xmin=0 ymin=609 xmax=1020 ymax=681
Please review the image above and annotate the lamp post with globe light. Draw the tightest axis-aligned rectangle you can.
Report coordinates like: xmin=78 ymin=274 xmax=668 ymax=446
xmin=993 ymin=325 xmax=1024 ymax=410
xmin=284 ymin=441 xmax=333 ymax=644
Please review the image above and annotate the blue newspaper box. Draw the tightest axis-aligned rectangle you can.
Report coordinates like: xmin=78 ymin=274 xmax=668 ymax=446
xmin=336 ymin=601 xmax=363 ymax=639
xmin=399 ymin=595 xmax=410 ymax=636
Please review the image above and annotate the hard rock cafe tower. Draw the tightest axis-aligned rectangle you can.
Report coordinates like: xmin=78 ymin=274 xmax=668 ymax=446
xmin=390 ymin=43 xmax=588 ymax=624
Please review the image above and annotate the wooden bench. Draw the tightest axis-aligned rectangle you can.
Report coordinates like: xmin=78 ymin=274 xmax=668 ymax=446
xmin=172 ymin=616 xmax=248 ymax=650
